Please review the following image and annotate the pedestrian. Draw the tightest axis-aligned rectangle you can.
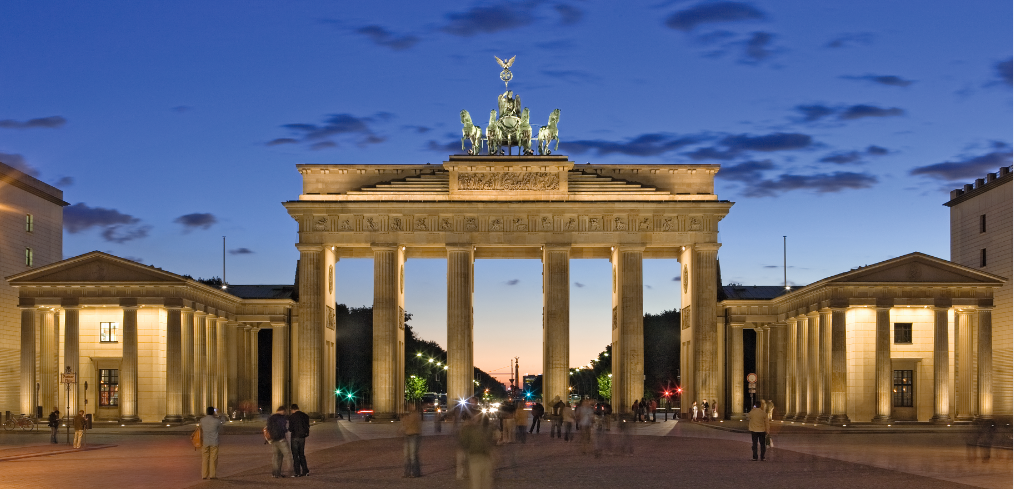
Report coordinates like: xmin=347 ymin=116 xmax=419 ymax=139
xmin=198 ymin=406 xmax=225 ymax=480
xmin=561 ymin=401 xmax=575 ymax=441
xmin=702 ymin=399 xmax=710 ymax=422
xmin=602 ymin=401 xmax=612 ymax=431
xmin=529 ymin=401 xmax=544 ymax=434
xmin=649 ymin=398 xmax=657 ymax=422
xmin=577 ymin=399 xmax=594 ymax=453
xmin=288 ymin=403 xmax=310 ymax=477
xmin=765 ymin=399 xmax=775 ymax=420
xmin=514 ymin=401 xmax=527 ymax=443
xmin=47 ymin=407 xmax=60 ymax=444
xmin=748 ymin=401 xmax=770 ymax=461
xmin=550 ymin=396 xmax=564 ymax=438
xmin=631 ymin=400 xmax=640 ymax=422
xmin=458 ymin=415 xmax=495 ymax=489
xmin=691 ymin=401 xmax=698 ymax=421
xmin=502 ymin=403 xmax=516 ymax=444
xmin=265 ymin=406 xmax=290 ymax=478
xmin=712 ymin=400 xmax=719 ymax=421
xmin=72 ymin=410 xmax=86 ymax=449
xmin=401 ymin=403 xmax=422 ymax=478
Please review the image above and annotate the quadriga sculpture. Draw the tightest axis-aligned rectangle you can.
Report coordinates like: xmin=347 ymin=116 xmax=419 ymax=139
xmin=459 ymin=110 xmax=483 ymax=155
xmin=537 ymin=109 xmax=561 ymax=155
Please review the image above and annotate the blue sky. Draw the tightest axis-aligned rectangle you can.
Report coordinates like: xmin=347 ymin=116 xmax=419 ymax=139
xmin=2 ymin=1 xmax=1010 ymax=376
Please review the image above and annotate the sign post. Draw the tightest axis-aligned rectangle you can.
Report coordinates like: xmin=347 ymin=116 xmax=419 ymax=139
xmin=61 ymin=367 xmax=77 ymax=444
xmin=746 ymin=373 xmax=758 ymax=409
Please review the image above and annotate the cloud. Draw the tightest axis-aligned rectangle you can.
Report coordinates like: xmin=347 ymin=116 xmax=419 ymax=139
xmin=672 ymin=276 xmax=681 ymax=282
xmin=686 ymin=132 xmax=813 ymax=160
xmin=742 ymin=171 xmax=878 ymax=197
xmin=574 ymin=282 xmax=585 ymax=288
xmin=442 ymin=4 xmax=535 ymax=36
xmin=229 ymin=248 xmax=254 ymax=255
xmin=741 ymin=31 xmax=776 ymax=62
xmin=842 ymin=74 xmax=914 ymax=87
xmin=404 ymin=125 xmax=431 ymax=134
xmin=64 ymin=203 xmax=150 ymax=243
xmin=566 ymin=133 xmax=710 ymax=156
xmin=819 ymin=145 xmax=889 ymax=164
xmin=795 ymin=104 xmax=904 ymax=122
xmin=664 ymin=2 xmax=765 ymax=31
xmin=174 ymin=213 xmax=217 ymax=232
xmin=995 ymin=58 xmax=1012 ymax=86
xmin=55 ymin=176 xmax=74 ymax=187
xmin=0 ymin=152 xmax=40 ymax=176
xmin=554 ymin=4 xmax=583 ymax=25
xmin=824 ymin=32 xmax=872 ymax=48
xmin=274 ymin=112 xmax=390 ymax=149
xmin=0 ymin=116 xmax=66 ymax=129
xmin=716 ymin=159 xmax=775 ymax=181
xmin=909 ymin=150 xmax=1013 ymax=181
xmin=505 ymin=279 xmax=520 ymax=286
xmin=426 ymin=139 xmax=462 ymax=153
xmin=356 ymin=25 xmax=420 ymax=50
xmin=839 ymin=104 xmax=904 ymax=120
xmin=645 ymin=285 xmax=653 ymax=289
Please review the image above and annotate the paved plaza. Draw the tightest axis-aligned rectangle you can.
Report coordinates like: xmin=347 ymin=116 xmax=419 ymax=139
xmin=0 ymin=416 xmax=1009 ymax=489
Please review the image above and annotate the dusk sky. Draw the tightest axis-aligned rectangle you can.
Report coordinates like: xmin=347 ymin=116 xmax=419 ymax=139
xmin=3 ymin=1 xmax=1011 ymax=378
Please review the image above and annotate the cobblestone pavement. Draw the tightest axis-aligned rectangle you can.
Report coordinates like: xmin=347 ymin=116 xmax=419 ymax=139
xmin=0 ymin=417 xmax=1008 ymax=489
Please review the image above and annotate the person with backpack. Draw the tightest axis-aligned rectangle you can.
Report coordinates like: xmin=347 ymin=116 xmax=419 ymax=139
xmin=288 ymin=403 xmax=311 ymax=477
xmin=265 ymin=406 xmax=290 ymax=478
xmin=529 ymin=401 xmax=544 ymax=434
xmin=198 ymin=406 xmax=225 ymax=479
xmin=47 ymin=407 xmax=60 ymax=444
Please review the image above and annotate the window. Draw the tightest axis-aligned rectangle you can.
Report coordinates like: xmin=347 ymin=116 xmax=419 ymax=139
xmin=25 ymin=214 xmax=33 ymax=232
xmin=99 ymin=369 xmax=119 ymax=407
xmin=892 ymin=370 xmax=913 ymax=407
xmin=980 ymin=214 xmax=986 ymax=233
xmin=894 ymin=323 xmax=912 ymax=344
xmin=980 ymin=248 xmax=987 ymax=267
xmin=25 ymin=248 xmax=33 ymax=266
xmin=100 ymin=322 xmax=118 ymax=342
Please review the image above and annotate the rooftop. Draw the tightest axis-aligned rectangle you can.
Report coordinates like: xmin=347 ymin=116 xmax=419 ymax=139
xmin=943 ymin=165 xmax=1012 ymax=207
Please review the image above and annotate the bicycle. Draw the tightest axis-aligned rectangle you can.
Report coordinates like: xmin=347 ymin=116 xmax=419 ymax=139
xmin=2 ymin=414 xmax=39 ymax=431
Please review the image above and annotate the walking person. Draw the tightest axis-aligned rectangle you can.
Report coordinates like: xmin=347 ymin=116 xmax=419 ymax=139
xmin=265 ymin=406 xmax=290 ymax=478
xmin=561 ymin=401 xmax=575 ymax=441
xmin=72 ymin=410 xmax=86 ymax=449
xmin=550 ymin=396 xmax=564 ymax=438
xmin=459 ymin=416 xmax=495 ymax=489
xmin=514 ymin=401 xmax=527 ymax=443
xmin=712 ymin=400 xmax=719 ymax=421
xmin=288 ymin=403 xmax=311 ymax=477
xmin=649 ymin=398 xmax=657 ymax=422
xmin=748 ymin=401 xmax=771 ymax=461
xmin=529 ymin=401 xmax=544 ymax=434
xmin=631 ymin=400 xmax=640 ymax=422
xmin=47 ymin=408 xmax=60 ymax=444
xmin=199 ymin=406 xmax=225 ymax=480
xmin=702 ymin=399 xmax=710 ymax=422
xmin=577 ymin=399 xmax=594 ymax=454
xmin=401 ymin=403 xmax=422 ymax=478
xmin=765 ymin=399 xmax=775 ymax=420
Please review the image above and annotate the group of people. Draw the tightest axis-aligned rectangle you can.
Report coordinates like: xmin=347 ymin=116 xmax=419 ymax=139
xmin=46 ymin=407 xmax=88 ymax=448
xmin=689 ymin=398 xmax=719 ymax=421
xmin=197 ymin=403 xmax=311 ymax=480
xmin=631 ymin=398 xmax=658 ymax=422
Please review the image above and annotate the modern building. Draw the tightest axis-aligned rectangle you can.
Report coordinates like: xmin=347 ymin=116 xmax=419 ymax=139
xmin=945 ymin=165 xmax=1012 ymax=416
xmin=6 ymin=252 xmax=295 ymax=422
xmin=0 ymin=161 xmax=67 ymax=416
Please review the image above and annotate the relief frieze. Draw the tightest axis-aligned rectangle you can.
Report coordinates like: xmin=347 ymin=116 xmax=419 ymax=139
xmin=464 ymin=217 xmax=478 ymax=231
xmin=457 ymin=172 xmax=560 ymax=191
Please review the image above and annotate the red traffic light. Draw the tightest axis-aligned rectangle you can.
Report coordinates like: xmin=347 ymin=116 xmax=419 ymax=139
xmin=676 ymin=387 xmax=682 ymax=393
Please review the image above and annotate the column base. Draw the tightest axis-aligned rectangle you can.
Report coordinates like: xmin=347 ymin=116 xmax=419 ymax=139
xmin=973 ymin=414 xmax=994 ymax=421
xmin=827 ymin=414 xmax=851 ymax=425
xmin=118 ymin=416 xmax=141 ymax=424
xmin=929 ymin=415 xmax=954 ymax=424
xmin=803 ymin=415 xmax=820 ymax=423
xmin=954 ymin=415 xmax=975 ymax=422
xmin=815 ymin=415 xmax=831 ymax=424
xmin=870 ymin=415 xmax=893 ymax=424
xmin=162 ymin=415 xmax=184 ymax=424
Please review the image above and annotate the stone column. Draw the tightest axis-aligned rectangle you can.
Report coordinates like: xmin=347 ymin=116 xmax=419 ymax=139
xmin=62 ymin=300 xmax=80 ymax=417
xmin=19 ymin=303 xmax=37 ymax=416
xmin=238 ymin=326 xmax=249 ymax=405
xmin=804 ymin=312 xmax=819 ymax=422
xmin=195 ymin=311 xmax=208 ymax=413
xmin=729 ymin=323 xmax=745 ymax=418
xmin=771 ymin=323 xmax=786 ymax=417
xmin=954 ymin=309 xmax=974 ymax=421
xmin=40 ymin=309 xmax=56 ymax=413
xmin=226 ymin=322 xmax=238 ymax=412
xmin=611 ymin=246 xmax=644 ymax=416
xmin=119 ymin=300 xmax=140 ymax=423
xmin=207 ymin=316 xmax=219 ymax=409
xmin=754 ymin=326 xmax=765 ymax=403
xmin=976 ymin=305 xmax=993 ymax=419
xmin=249 ymin=326 xmax=260 ymax=409
xmin=372 ymin=245 xmax=405 ymax=418
xmin=794 ymin=315 xmax=807 ymax=420
xmin=271 ymin=321 xmax=288 ymax=410
xmin=216 ymin=318 xmax=228 ymax=412
xmin=872 ymin=305 xmax=893 ymax=423
xmin=181 ymin=309 xmax=194 ymax=419
xmin=688 ymin=244 xmax=720 ymax=412
xmin=447 ymin=245 xmax=475 ymax=404
xmin=784 ymin=317 xmax=796 ymax=419
xmin=818 ymin=309 xmax=831 ymax=423
xmin=543 ymin=245 xmax=570 ymax=408
xmin=828 ymin=307 xmax=850 ymax=424
xmin=163 ymin=303 xmax=183 ymax=423
xmin=296 ymin=244 xmax=323 ymax=417
xmin=930 ymin=305 xmax=953 ymax=423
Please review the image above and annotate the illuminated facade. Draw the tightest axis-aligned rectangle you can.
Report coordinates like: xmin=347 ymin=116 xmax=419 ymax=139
xmin=0 ymin=161 xmax=67 ymax=416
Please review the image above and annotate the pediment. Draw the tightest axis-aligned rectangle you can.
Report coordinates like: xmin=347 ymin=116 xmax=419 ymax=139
xmin=7 ymin=252 xmax=187 ymax=285
xmin=831 ymin=253 xmax=1005 ymax=285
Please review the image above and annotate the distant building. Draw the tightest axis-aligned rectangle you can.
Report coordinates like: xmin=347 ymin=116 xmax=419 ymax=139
xmin=523 ymin=375 xmax=537 ymax=391
xmin=945 ymin=165 xmax=1012 ymax=416
xmin=0 ymin=161 xmax=67 ymax=415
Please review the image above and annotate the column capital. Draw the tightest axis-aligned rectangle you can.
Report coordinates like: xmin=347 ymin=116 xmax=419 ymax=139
xmin=730 ymin=322 xmax=746 ymax=329
xmin=60 ymin=298 xmax=81 ymax=309
xmin=295 ymin=243 xmax=325 ymax=253
xmin=371 ymin=244 xmax=401 ymax=252
xmin=119 ymin=298 xmax=139 ymax=309
xmin=690 ymin=242 xmax=722 ymax=252
xmin=446 ymin=244 xmax=474 ymax=253
xmin=542 ymin=244 xmax=572 ymax=252
xmin=976 ymin=304 xmax=994 ymax=312
xmin=611 ymin=245 xmax=645 ymax=253
xmin=806 ymin=310 xmax=820 ymax=318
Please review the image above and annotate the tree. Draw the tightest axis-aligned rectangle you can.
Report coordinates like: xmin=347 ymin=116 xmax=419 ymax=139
xmin=597 ymin=372 xmax=612 ymax=400
xmin=405 ymin=376 xmax=428 ymax=403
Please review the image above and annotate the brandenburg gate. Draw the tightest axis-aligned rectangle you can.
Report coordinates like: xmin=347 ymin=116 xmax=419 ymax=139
xmin=284 ymin=156 xmax=732 ymax=418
